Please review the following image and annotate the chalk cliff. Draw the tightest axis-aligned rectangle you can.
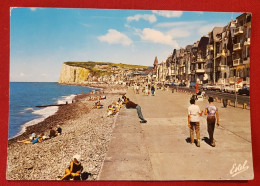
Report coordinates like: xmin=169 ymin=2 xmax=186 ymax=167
xmin=59 ymin=63 xmax=90 ymax=84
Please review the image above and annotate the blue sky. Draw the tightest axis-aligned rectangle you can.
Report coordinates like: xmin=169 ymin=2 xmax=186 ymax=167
xmin=10 ymin=8 xmax=241 ymax=82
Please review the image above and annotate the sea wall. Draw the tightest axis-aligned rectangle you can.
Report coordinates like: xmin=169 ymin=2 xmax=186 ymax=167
xmin=59 ymin=63 xmax=90 ymax=84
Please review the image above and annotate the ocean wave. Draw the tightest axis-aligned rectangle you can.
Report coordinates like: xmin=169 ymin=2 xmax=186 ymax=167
xmin=12 ymin=117 xmax=46 ymax=139
xmin=10 ymin=106 xmax=59 ymax=139
xmin=32 ymin=106 xmax=59 ymax=117
xmin=57 ymin=94 xmax=76 ymax=104
xmin=10 ymin=94 xmax=76 ymax=139
xmin=24 ymin=107 xmax=34 ymax=112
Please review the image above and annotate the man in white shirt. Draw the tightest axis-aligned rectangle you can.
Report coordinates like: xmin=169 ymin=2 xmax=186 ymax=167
xmin=188 ymin=99 xmax=203 ymax=147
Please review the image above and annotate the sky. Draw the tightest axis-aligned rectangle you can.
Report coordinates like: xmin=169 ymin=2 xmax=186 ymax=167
xmin=10 ymin=8 xmax=241 ymax=82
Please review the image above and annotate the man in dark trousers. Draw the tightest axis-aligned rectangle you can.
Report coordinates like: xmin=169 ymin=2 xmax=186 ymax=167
xmin=125 ymin=98 xmax=147 ymax=123
xmin=204 ymin=97 xmax=220 ymax=147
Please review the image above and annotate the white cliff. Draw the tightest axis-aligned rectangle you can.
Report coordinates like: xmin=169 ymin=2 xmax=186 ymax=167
xmin=59 ymin=63 xmax=90 ymax=84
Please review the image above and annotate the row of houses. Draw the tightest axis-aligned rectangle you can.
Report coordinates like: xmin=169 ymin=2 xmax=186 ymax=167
xmin=153 ymin=13 xmax=251 ymax=86
xmin=87 ymin=64 xmax=151 ymax=84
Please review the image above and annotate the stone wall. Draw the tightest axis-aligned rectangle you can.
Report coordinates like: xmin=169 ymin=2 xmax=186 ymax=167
xmin=58 ymin=63 xmax=90 ymax=84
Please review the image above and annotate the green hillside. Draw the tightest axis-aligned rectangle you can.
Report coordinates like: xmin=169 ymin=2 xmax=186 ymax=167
xmin=64 ymin=61 xmax=148 ymax=69
xmin=64 ymin=61 xmax=149 ymax=77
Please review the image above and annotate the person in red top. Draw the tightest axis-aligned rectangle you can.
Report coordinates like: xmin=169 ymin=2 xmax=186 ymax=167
xmin=125 ymin=98 xmax=147 ymax=123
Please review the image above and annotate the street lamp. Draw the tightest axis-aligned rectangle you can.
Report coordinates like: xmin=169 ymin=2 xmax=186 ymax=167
xmin=234 ymin=76 xmax=238 ymax=107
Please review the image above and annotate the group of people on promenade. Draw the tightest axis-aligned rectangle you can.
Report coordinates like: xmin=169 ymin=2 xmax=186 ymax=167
xmin=17 ymin=125 xmax=62 ymax=144
xmin=188 ymin=97 xmax=219 ymax=147
xmin=133 ymin=83 xmax=156 ymax=96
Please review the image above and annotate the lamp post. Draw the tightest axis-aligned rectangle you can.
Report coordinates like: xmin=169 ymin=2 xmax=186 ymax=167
xmin=234 ymin=76 xmax=238 ymax=107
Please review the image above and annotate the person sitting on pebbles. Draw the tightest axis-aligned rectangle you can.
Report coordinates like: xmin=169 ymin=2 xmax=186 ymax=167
xmin=29 ymin=133 xmax=36 ymax=141
xmin=107 ymin=105 xmax=115 ymax=117
xmin=93 ymin=101 xmax=103 ymax=109
xmin=57 ymin=125 xmax=62 ymax=135
xmin=49 ymin=127 xmax=57 ymax=138
xmin=60 ymin=154 xmax=83 ymax=181
xmin=17 ymin=133 xmax=43 ymax=144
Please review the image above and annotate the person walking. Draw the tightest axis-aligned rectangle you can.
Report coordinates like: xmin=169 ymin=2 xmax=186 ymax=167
xmin=151 ymin=84 xmax=155 ymax=96
xmin=125 ymin=98 xmax=147 ymax=123
xmin=204 ymin=97 xmax=220 ymax=147
xmin=145 ymin=85 xmax=149 ymax=96
xmin=188 ymin=99 xmax=203 ymax=147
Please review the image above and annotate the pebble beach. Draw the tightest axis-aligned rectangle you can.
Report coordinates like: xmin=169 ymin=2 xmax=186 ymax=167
xmin=7 ymin=84 xmax=127 ymax=180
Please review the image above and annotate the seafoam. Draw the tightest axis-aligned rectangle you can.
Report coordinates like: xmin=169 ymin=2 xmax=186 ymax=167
xmin=12 ymin=94 xmax=76 ymax=139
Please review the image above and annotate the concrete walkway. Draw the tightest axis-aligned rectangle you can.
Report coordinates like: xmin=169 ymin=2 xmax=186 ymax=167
xmin=98 ymin=88 xmax=254 ymax=180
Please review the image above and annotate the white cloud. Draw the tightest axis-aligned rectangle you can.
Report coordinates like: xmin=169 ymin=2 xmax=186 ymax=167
xmin=98 ymin=29 xmax=133 ymax=46
xmin=156 ymin=21 xmax=206 ymax=28
xmin=167 ymin=28 xmax=190 ymax=38
xmin=20 ymin=72 xmax=25 ymax=77
xmin=152 ymin=10 xmax=183 ymax=18
xmin=19 ymin=72 xmax=31 ymax=77
xmin=41 ymin=73 xmax=48 ymax=77
xmin=136 ymin=28 xmax=179 ymax=48
xmin=127 ymin=14 xmax=157 ymax=23
xmin=198 ymin=23 xmax=226 ymax=36
xmin=30 ymin=8 xmax=37 ymax=11
xmin=195 ymin=11 xmax=204 ymax=15
xmin=124 ymin=24 xmax=131 ymax=28
xmin=81 ymin=23 xmax=91 ymax=28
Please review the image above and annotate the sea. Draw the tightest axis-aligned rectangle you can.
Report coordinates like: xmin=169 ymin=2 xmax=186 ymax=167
xmin=9 ymin=82 xmax=95 ymax=139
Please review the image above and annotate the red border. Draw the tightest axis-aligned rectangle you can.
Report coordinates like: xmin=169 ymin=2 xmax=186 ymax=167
xmin=1 ymin=0 xmax=259 ymax=186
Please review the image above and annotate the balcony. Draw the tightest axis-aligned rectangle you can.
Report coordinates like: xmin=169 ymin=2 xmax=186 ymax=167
xmin=234 ymin=26 xmax=244 ymax=36
xmin=197 ymin=58 xmax=204 ymax=63
xmin=243 ymin=57 xmax=250 ymax=64
xmin=233 ymin=58 xmax=243 ymax=66
xmin=233 ymin=43 xmax=242 ymax=51
xmin=196 ymin=69 xmax=205 ymax=73
xmin=244 ymin=38 xmax=250 ymax=46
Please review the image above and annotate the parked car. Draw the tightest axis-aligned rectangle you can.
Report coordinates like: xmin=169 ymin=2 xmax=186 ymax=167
xmin=224 ymin=85 xmax=242 ymax=93
xmin=220 ymin=84 xmax=230 ymax=92
xmin=211 ymin=84 xmax=221 ymax=91
xmin=238 ymin=86 xmax=250 ymax=96
xmin=202 ymin=84 xmax=214 ymax=90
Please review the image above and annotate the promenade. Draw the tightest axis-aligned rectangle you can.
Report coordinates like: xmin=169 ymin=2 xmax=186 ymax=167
xmin=99 ymin=88 xmax=254 ymax=180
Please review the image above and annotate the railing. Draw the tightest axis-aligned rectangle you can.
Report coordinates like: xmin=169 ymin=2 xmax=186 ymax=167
xmin=244 ymin=38 xmax=250 ymax=46
xmin=243 ymin=57 xmax=250 ymax=64
xmin=234 ymin=26 xmax=243 ymax=35
xmin=233 ymin=58 xmax=242 ymax=66
xmin=233 ymin=43 xmax=242 ymax=51
xmin=195 ymin=69 xmax=205 ymax=73
xmin=197 ymin=58 xmax=204 ymax=62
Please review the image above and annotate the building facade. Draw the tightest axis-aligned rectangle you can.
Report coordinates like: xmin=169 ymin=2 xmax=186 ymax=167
xmin=153 ymin=13 xmax=251 ymax=87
